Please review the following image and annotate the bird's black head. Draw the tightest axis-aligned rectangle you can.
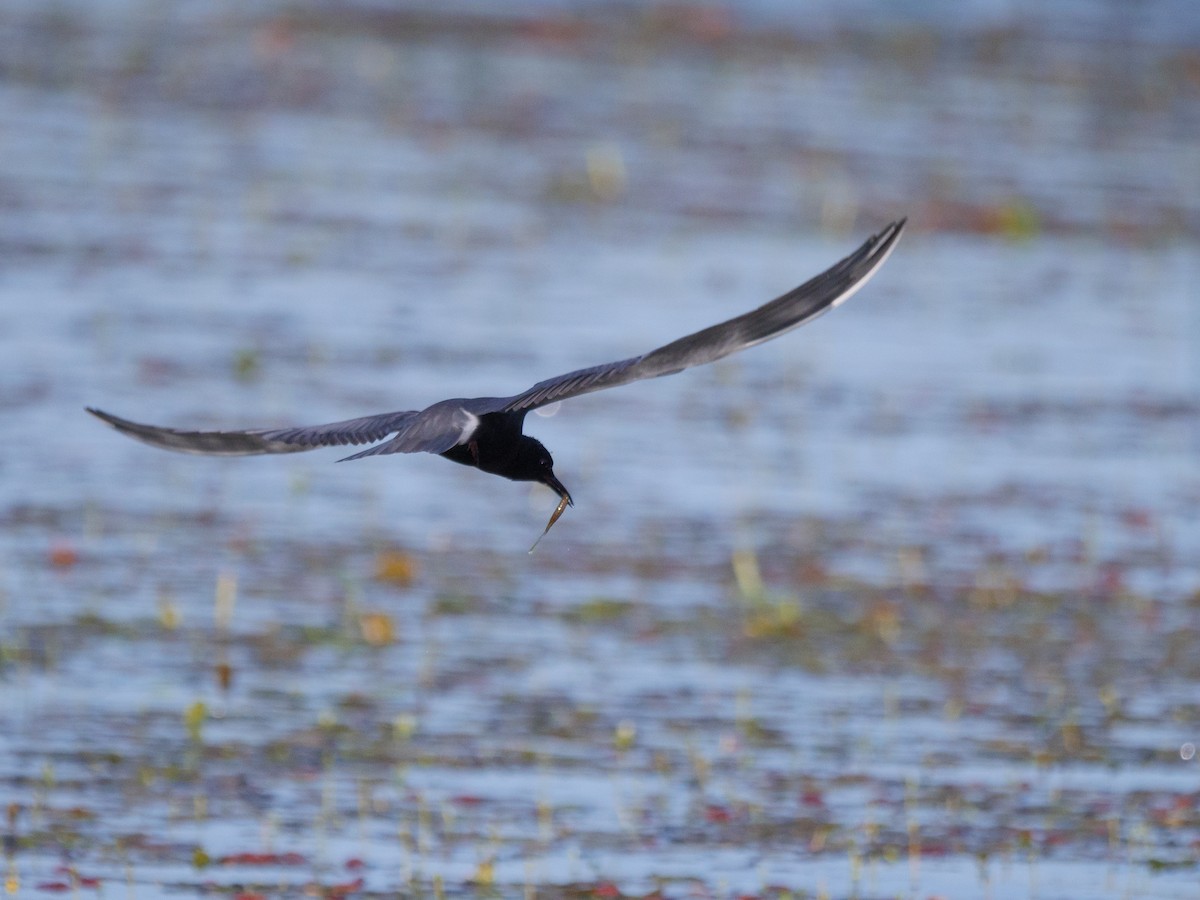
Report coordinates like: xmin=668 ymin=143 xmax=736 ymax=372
xmin=512 ymin=436 xmax=573 ymax=507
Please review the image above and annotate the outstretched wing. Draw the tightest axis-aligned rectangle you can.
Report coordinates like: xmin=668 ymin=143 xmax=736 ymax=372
xmin=88 ymin=220 xmax=905 ymax=464
xmin=499 ymin=219 xmax=906 ymax=413
xmin=86 ymin=407 xmax=419 ymax=456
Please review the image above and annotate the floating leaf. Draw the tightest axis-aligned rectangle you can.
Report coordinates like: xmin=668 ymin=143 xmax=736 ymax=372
xmin=613 ymin=720 xmax=636 ymax=751
xmin=215 ymin=660 xmax=234 ymax=691
xmin=472 ymin=859 xmax=494 ymax=886
xmin=373 ymin=549 xmax=417 ymax=586
xmin=392 ymin=714 xmax=417 ymax=741
xmin=705 ymin=804 xmax=732 ymax=823
xmin=157 ymin=593 xmax=181 ymax=630
xmin=359 ymin=611 xmax=396 ymax=646
xmin=214 ymin=571 xmax=237 ymax=630
xmin=232 ymin=348 xmax=261 ymax=382
xmin=183 ymin=701 xmax=207 ymax=743
xmin=218 ymin=852 xmax=307 ymax=866
xmin=48 ymin=542 xmax=79 ymax=569
xmin=325 ymin=877 xmax=364 ymax=897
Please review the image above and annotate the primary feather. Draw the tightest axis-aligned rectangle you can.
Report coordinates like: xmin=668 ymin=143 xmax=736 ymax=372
xmin=88 ymin=219 xmax=906 ymax=460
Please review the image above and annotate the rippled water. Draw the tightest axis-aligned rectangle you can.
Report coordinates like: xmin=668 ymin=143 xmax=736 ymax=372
xmin=3 ymin=2 xmax=1199 ymax=898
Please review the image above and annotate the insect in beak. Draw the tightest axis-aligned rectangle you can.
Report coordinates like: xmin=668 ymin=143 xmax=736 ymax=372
xmin=528 ymin=493 xmax=571 ymax=554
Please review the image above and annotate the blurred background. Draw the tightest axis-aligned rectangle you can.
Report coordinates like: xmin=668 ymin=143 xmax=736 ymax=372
xmin=2 ymin=1 xmax=1198 ymax=898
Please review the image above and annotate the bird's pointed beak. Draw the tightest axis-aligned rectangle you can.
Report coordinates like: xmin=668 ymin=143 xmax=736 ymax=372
xmin=541 ymin=470 xmax=573 ymax=508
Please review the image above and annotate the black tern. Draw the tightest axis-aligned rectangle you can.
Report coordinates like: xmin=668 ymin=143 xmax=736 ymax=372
xmin=88 ymin=219 xmax=905 ymax=548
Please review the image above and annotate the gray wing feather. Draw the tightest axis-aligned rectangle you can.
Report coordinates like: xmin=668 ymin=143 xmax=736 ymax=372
xmin=88 ymin=220 xmax=904 ymax=465
xmin=86 ymin=407 xmax=418 ymax=456
xmin=500 ymin=219 xmax=906 ymax=413
xmin=336 ymin=400 xmax=478 ymax=460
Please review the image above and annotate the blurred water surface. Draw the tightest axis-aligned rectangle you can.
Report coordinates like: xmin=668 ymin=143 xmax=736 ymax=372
xmin=2 ymin=2 xmax=1199 ymax=898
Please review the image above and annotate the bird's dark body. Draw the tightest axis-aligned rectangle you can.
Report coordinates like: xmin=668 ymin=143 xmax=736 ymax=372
xmin=438 ymin=412 xmax=536 ymax=479
xmin=86 ymin=219 xmax=906 ymax=542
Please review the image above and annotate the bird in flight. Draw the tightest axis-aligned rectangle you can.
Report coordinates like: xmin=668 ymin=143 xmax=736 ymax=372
xmin=89 ymin=219 xmax=905 ymax=549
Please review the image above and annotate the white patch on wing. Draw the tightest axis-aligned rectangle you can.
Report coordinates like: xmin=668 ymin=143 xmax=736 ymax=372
xmin=830 ymin=226 xmax=903 ymax=309
xmin=534 ymin=401 xmax=562 ymax=418
xmin=457 ymin=411 xmax=480 ymax=445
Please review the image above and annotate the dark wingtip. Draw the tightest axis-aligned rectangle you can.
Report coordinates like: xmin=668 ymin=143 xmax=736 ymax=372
xmin=880 ymin=217 xmax=907 ymax=242
xmin=863 ymin=217 xmax=907 ymax=265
